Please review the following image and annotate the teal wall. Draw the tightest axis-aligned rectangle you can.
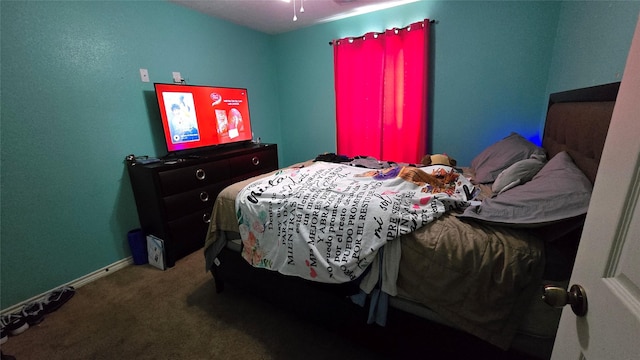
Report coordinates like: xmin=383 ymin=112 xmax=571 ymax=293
xmin=1 ymin=1 xmax=638 ymax=310
xmin=0 ymin=1 xmax=281 ymax=309
xmin=546 ymin=1 xmax=640 ymax=93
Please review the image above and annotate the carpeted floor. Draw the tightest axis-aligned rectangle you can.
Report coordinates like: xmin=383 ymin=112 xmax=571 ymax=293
xmin=1 ymin=250 xmax=540 ymax=359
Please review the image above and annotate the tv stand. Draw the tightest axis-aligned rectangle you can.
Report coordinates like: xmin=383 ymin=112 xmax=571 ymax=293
xmin=127 ymin=143 xmax=278 ymax=267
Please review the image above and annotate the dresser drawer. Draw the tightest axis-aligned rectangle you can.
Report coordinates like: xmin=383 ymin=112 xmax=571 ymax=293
xmin=162 ymin=183 xmax=226 ymax=221
xmin=229 ymin=147 xmax=278 ymax=179
xmin=158 ymin=160 xmax=230 ymax=196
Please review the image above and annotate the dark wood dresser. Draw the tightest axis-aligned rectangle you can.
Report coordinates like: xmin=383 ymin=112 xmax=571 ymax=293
xmin=127 ymin=143 xmax=278 ymax=267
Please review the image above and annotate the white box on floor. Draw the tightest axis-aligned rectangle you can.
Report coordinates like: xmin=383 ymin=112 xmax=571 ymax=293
xmin=146 ymin=235 xmax=166 ymax=270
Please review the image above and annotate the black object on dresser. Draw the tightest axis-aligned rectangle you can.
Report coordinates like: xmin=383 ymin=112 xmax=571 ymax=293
xmin=127 ymin=143 xmax=278 ymax=268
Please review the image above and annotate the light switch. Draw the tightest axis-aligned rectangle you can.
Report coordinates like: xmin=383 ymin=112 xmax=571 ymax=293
xmin=139 ymin=68 xmax=149 ymax=82
xmin=172 ymin=72 xmax=182 ymax=83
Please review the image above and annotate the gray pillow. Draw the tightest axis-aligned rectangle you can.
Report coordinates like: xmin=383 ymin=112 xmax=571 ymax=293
xmin=460 ymin=151 xmax=592 ymax=227
xmin=471 ymin=132 xmax=546 ymax=184
xmin=491 ymin=154 xmax=547 ymax=194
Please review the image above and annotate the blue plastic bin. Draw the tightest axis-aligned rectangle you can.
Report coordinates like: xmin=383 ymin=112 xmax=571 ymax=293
xmin=127 ymin=229 xmax=148 ymax=265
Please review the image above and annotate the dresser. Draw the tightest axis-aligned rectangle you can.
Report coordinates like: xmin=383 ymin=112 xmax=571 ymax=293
xmin=127 ymin=143 xmax=278 ymax=267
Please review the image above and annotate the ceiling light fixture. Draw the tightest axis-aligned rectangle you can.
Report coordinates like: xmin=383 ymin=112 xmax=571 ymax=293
xmin=282 ymin=0 xmax=304 ymax=22
xmin=293 ymin=0 xmax=297 ymax=21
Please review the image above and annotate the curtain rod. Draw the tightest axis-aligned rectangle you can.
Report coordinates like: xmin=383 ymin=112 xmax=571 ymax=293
xmin=328 ymin=19 xmax=437 ymax=46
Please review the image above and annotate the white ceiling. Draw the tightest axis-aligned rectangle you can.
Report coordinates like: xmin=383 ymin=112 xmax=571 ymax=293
xmin=170 ymin=0 xmax=417 ymax=35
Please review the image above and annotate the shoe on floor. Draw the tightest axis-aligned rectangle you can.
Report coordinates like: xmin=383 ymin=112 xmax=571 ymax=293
xmin=0 ymin=313 xmax=29 ymax=336
xmin=22 ymin=301 xmax=45 ymax=326
xmin=42 ymin=285 xmax=76 ymax=314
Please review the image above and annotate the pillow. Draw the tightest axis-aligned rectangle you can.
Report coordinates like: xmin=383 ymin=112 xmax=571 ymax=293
xmin=471 ymin=132 xmax=546 ymax=184
xmin=459 ymin=151 xmax=592 ymax=227
xmin=491 ymin=154 xmax=546 ymax=194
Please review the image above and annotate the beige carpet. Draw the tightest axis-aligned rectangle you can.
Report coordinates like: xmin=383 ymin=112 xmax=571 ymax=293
xmin=1 ymin=250 xmax=537 ymax=359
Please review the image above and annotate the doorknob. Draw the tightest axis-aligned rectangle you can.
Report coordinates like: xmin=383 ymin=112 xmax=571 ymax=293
xmin=542 ymin=284 xmax=588 ymax=317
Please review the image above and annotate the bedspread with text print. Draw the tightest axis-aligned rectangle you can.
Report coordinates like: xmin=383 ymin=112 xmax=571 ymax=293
xmin=236 ymin=161 xmax=474 ymax=283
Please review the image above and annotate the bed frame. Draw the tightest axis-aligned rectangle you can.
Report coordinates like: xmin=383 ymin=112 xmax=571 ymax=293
xmin=207 ymin=82 xmax=620 ymax=359
xmin=544 ymin=81 xmax=620 ymax=184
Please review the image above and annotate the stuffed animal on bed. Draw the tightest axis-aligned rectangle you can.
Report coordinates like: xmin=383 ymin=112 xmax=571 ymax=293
xmin=421 ymin=154 xmax=457 ymax=167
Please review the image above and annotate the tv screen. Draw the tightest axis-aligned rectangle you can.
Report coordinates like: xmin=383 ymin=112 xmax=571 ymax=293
xmin=154 ymin=83 xmax=253 ymax=153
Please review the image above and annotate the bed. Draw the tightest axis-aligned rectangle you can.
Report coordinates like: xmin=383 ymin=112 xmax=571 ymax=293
xmin=203 ymin=82 xmax=620 ymax=359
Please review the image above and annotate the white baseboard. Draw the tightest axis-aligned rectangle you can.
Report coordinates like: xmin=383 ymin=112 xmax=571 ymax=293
xmin=1 ymin=256 xmax=134 ymax=316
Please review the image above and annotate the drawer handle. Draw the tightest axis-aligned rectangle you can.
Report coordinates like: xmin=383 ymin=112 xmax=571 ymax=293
xmin=251 ymin=156 xmax=260 ymax=166
xmin=202 ymin=213 xmax=211 ymax=224
xmin=200 ymin=191 xmax=209 ymax=202
xmin=195 ymin=168 xmax=206 ymax=180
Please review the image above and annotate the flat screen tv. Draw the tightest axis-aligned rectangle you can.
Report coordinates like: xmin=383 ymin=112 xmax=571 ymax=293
xmin=154 ymin=83 xmax=253 ymax=154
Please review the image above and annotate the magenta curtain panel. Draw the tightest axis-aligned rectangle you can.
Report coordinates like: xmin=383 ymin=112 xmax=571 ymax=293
xmin=333 ymin=19 xmax=430 ymax=163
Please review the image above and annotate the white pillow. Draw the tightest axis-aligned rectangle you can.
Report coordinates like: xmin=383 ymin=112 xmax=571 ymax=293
xmin=492 ymin=154 xmax=546 ymax=194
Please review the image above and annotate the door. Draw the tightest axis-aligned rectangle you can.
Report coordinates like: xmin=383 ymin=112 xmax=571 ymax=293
xmin=551 ymin=15 xmax=640 ymax=360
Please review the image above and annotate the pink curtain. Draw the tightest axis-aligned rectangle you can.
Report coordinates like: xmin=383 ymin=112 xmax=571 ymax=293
xmin=334 ymin=20 xmax=430 ymax=163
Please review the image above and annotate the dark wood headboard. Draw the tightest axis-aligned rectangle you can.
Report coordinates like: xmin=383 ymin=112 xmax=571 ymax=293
xmin=542 ymin=82 xmax=620 ymax=184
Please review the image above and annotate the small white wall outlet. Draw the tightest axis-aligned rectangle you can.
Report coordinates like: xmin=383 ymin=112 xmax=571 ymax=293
xmin=139 ymin=68 xmax=149 ymax=82
xmin=172 ymin=72 xmax=182 ymax=83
